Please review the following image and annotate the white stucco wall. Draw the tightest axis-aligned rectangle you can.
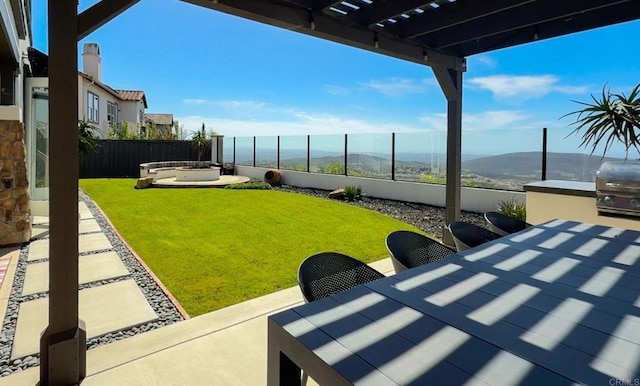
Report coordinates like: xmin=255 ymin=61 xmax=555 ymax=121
xmin=235 ymin=166 xmax=525 ymax=213
xmin=80 ymin=79 xmax=119 ymax=138
xmin=78 ymin=78 xmax=144 ymax=138
xmin=117 ymin=99 xmax=145 ymax=134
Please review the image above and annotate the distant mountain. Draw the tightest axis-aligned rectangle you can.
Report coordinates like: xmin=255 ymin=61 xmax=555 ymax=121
xmin=462 ymin=152 xmax=623 ymax=181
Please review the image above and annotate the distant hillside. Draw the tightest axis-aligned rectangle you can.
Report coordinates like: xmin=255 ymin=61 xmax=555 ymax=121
xmin=462 ymin=152 xmax=622 ymax=180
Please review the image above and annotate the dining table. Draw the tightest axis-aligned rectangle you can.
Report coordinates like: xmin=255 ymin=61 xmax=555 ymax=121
xmin=267 ymin=219 xmax=640 ymax=385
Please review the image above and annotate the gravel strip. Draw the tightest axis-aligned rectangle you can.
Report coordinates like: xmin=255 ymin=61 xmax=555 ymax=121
xmin=0 ymin=191 xmax=184 ymax=377
xmin=272 ymin=184 xmax=488 ymax=240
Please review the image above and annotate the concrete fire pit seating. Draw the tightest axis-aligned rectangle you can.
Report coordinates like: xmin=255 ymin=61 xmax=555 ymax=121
xmin=140 ymin=161 xmax=215 ymax=182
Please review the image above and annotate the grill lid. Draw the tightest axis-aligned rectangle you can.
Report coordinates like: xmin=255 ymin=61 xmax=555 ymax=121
xmin=597 ymin=161 xmax=640 ymax=183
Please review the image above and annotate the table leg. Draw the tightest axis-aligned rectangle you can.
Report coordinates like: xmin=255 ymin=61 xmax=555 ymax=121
xmin=268 ymin=321 xmax=301 ymax=386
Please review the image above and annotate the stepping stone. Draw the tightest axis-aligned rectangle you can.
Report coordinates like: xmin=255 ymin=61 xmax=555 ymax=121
xmin=28 ymin=233 xmax=113 ymax=261
xmin=79 ymin=218 xmax=102 ymax=234
xmin=31 ymin=216 xmax=49 ymax=226
xmin=22 ymin=252 xmax=130 ymax=296
xmin=79 ymin=202 xmax=93 ymax=220
xmin=11 ymin=280 xmax=158 ymax=359
xmin=30 ymin=225 xmax=49 ymax=240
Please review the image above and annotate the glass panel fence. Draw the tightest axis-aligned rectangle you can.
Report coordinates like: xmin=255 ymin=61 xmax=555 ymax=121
xmin=462 ymin=128 xmax=542 ymax=191
xmin=394 ymin=131 xmax=446 ymax=183
xmin=279 ymin=135 xmax=308 ymax=171
xmin=255 ymin=136 xmax=277 ymax=168
xmin=347 ymin=133 xmax=392 ymax=179
xmin=223 ymin=137 xmax=234 ymax=164
xmin=546 ymin=126 xmax=627 ymax=183
xmin=309 ymin=134 xmax=344 ymax=174
xmin=234 ymin=136 xmax=254 ymax=166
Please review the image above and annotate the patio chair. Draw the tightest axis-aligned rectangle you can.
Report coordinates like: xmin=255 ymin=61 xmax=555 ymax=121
xmin=484 ymin=211 xmax=531 ymax=236
xmin=448 ymin=221 xmax=502 ymax=252
xmin=297 ymin=252 xmax=385 ymax=385
xmin=386 ymin=230 xmax=455 ymax=273
xmin=297 ymin=252 xmax=385 ymax=303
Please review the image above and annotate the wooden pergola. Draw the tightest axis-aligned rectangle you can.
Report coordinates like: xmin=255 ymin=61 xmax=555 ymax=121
xmin=44 ymin=0 xmax=640 ymax=383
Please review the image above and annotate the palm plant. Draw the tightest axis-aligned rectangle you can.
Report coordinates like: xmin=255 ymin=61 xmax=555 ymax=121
xmin=562 ymin=83 xmax=640 ymax=159
xmin=78 ymin=119 xmax=100 ymax=160
xmin=190 ymin=123 xmax=211 ymax=161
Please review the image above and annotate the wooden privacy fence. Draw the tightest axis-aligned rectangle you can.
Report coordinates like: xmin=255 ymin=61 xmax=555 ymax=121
xmin=80 ymin=140 xmax=211 ymax=178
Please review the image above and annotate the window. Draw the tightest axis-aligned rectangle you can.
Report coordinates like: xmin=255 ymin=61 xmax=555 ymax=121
xmin=87 ymin=91 xmax=99 ymax=123
xmin=107 ymin=101 xmax=118 ymax=125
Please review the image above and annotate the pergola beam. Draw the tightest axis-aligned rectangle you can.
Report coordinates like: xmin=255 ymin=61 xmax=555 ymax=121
xmin=182 ymin=0 xmax=464 ymax=71
xmin=393 ymin=0 xmax=535 ymax=39
xmin=445 ymin=1 xmax=640 ymax=55
xmin=415 ymin=0 xmax=630 ymax=49
xmin=77 ymin=0 xmax=140 ymax=41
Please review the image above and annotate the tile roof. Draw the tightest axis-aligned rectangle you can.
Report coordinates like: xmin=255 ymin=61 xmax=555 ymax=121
xmin=78 ymin=72 xmax=148 ymax=108
xmin=145 ymin=113 xmax=174 ymax=126
xmin=116 ymin=90 xmax=148 ymax=108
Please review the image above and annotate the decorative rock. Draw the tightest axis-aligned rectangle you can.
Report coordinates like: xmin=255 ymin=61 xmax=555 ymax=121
xmin=328 ymin=188 xmax=346 ymax=200
xmin=135 ymin=177 xmax=154 ymax=189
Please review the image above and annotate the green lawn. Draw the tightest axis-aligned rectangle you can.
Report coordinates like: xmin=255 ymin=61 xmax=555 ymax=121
xmin=80 ymin=179 xmax=424 ymax=316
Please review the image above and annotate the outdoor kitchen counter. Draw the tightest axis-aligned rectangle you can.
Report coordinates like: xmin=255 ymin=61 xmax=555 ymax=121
xmin=524 ymin=180 xmax=640 ymax=230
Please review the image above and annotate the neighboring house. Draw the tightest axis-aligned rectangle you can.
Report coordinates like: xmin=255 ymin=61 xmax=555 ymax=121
xmin=145 ymin=113 xmax=174 ymax=136
xmin=79 ymin=43 xmax=148 ymax=138
xmin=0 ymin=0 xmax=32 ymax=245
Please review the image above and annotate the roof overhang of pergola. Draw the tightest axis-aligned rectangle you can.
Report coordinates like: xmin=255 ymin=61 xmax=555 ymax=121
xmin=182 ymin=0 xmax=640 ymax=69
xmin=41 ymin=0 xmax=640 ymax=383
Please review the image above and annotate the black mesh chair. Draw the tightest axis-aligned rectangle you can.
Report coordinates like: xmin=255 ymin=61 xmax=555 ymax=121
xmin=297 ymin=252 xmax=385 ymax=303
xmin=386 ymin=230 xmax=455 ymax=273
xmin=448 ymin=221 xmax=502 ymax=252
xmin=484 ymin=211 xmax=531 ymax=236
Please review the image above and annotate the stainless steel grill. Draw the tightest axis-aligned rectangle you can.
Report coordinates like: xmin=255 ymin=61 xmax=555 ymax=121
xmin=596 ymin=161 xmax=640 ymax=216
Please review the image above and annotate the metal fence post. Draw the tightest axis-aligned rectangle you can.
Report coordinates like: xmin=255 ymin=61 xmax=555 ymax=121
xmin=391 ymin=132 xmax=396 ymax=180
xmin=253 ymin=136 xmax=256 ymax=167
xmin=542 ymin=127 xmax=547 ymax=181
xmin=277 ymin=135 xmax=280 ymax=169
xmin=344 ymin=133 xmax=348 ymax=176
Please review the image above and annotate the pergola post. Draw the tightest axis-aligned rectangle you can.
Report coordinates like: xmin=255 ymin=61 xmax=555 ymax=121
xmin=40 ymin=0 xmax=86 ymax=384
xmin=433 ymin=63 xmax=464 ymax=245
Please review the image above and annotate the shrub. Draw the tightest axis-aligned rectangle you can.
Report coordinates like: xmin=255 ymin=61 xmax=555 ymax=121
xmin=343 ymin=185 xmax=363 ymax=201
xmin=225 ymin=178 xmax=272 ymax=190
xmin=498 ymin=198 xmax=526 ymax=221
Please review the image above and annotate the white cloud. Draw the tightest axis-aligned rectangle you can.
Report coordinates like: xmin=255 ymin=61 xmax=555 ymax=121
xmin=419 ymin=110 xmax=530 ymax=131
xmin=176 ymin=111 xmax=424 ymax=138
xmin=213 ymin=100 xmax=267 ymax=110
xmin=360 ymin=77 xmax=427 ymax=97
xmin=467 ymin=75 xmax=588 ymax=102
xmin=473 ymin=55 xmax=497 ymax=68
xmin=183 ymin=98 xmax=210 ymax=105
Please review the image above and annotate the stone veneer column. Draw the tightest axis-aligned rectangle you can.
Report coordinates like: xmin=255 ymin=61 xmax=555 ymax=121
xmin=0 ymin=120 xmax=31 ymax=246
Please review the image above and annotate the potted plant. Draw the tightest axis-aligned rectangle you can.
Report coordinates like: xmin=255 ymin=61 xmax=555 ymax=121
xmin=190 ymin=123 xmax=211 ymax=164
xmin=562 ymin=83 xmax=640 ymax=159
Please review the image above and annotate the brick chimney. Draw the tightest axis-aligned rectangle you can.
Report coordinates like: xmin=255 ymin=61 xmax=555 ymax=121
xmin=82 ymin=42 xmax=102 ymax=81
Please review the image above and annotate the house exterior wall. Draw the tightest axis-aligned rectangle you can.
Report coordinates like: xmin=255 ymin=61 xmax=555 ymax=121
xmin=0 ymin=0 xmax=30 ymax=117
xmin=78 ymin=78 xmax=145 ymax=138
xmin=118 ymin=99 xmax=145 ymax=134
xmin=79 ymin=79 xmax=119 ymax=138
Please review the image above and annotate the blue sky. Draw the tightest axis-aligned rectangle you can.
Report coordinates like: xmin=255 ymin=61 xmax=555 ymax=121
xmin=33 ymin=1 xmax=640 ymax=157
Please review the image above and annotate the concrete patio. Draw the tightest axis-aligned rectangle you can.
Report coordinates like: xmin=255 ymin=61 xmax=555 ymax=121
xmin=0 ymin=202 xmax=393 ymax=385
